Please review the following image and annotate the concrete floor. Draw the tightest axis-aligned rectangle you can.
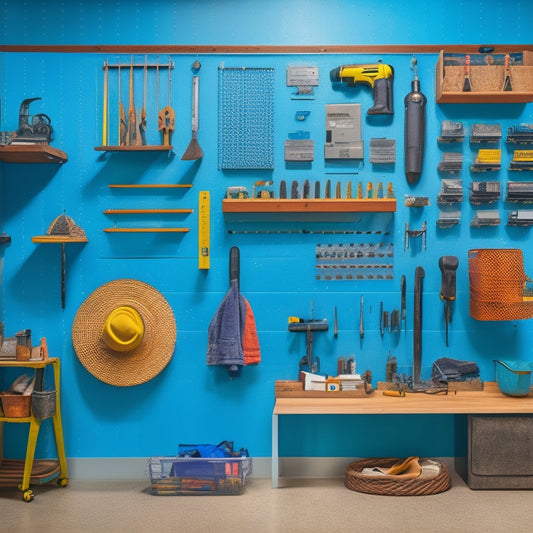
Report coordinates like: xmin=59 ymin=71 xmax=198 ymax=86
xmin=2 ymin=470 xmax=533 ymax=533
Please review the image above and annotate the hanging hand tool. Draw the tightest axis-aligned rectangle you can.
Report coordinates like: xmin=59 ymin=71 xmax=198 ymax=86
xmin=401 ymin=274 xmax=406 ymax=334
xmin=439 ymin=256 xmax=458 ymax=347
xmin=127 ymin=56 xmax=137 ymax=146
xmin=334 ymin=306 xmax=338 ymax=338
xmin=279 ymin=180 xmax=287 ymax=199
xmin=314 ymin=181 xmax=320 ymax=199
xmin=102 ymin=59 xmax=109 ymax=146
xmin=138 ymin=55 xmax=147 ymax=145
xmin=325 ymin=179 xmax=331 ymax=199
xmin=118 ymin=58 xmax=127 ymax=146
xmin=359 ymin=295 xmax=364 ymax=341
xmin=404 ymin=55 xmax=427 ymax=185
xmin=288 ymin=315 xmax=328 ymax=374
xmin=291 ymin=180 xmax=299 ymax=199
xmin=158 ymin=56 xmax=175 ymax=146
xmin=413 ymin=266 xmax=425 ymax=385
xmin=182 ymin=75 xmax=204 ymax=160
xmin=462 ymin=54 xmax=472 ymax=92
xmin=303 ymin=179 xmax=310 ymax=199
xmin=503 ymin=53 xmax=512 ymax=92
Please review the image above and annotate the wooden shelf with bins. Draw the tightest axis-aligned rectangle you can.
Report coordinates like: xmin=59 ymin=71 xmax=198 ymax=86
xmin=436 ymin=50 xmax=533 ymax=104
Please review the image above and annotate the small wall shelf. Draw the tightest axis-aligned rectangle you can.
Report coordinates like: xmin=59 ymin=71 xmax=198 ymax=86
xmin=222 ymin=198 xmax=397 ymax=214
xmin=103 ymin=209 xmax=193 ymax=215
xmin=94 ymin=145 xmax=173 ymax=152
xmin=103 ymin=227 xmax=190 ymax=233
xmin=436 ymin=50 xmax=533 ymax=104
xmin=0 ymin=144 xmax=68 ymax=164
xmin=108 ymin=184 xmax=193 ymax=189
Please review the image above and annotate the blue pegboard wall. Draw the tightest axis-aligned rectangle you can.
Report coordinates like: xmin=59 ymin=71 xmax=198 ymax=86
xmin=1 ymin=0 xmax=533 ymax=463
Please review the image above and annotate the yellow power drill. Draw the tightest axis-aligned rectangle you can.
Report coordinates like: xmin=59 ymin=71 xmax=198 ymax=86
xmin=330 ymin=63 xmax=394 ymax=115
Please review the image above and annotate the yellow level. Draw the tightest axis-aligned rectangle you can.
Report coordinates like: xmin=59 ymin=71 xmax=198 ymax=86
xmin=198 ymin=190 xmax=210 ymax=269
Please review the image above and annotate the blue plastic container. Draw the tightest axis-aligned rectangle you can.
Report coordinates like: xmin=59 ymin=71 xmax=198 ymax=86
xmin=493 ymin=360 xmax=533 ymax=397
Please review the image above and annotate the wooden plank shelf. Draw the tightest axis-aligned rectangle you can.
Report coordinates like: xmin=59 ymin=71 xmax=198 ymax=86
xmin=108 ymin=184 xmax=193 ymax=189
xmin=94 ymin=145 xmax=173 ymax=152
xmin=222 ymin=198 xmax=397 ymax=213
xmin=103 ymin=209 xmax=193 ymax=215
xmin=31 ymin=236 xmax=88 ymax=244
xmin=103 ymin=227 xmax=189 ymax=233
xmin=0 ymin=144 xmax=67 ymax=164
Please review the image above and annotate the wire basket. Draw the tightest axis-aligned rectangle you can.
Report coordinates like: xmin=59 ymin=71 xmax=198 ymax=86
xmin=345 ymin=457 xmax=451 ymax=496
xmin=469 ymin=248 xmax=533 ymax=321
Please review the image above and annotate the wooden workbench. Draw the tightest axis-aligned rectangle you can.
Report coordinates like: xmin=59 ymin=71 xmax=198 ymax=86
xmin=271 ymin=382 xmax=533 ymax=487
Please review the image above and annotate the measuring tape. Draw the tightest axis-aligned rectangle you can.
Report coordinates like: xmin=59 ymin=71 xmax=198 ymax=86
xmin=198 ymin=191 xmax=210 ymax=269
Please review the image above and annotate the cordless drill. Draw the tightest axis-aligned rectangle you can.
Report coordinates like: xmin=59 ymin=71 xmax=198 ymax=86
xmin=330 ymin=63 xmax=394 ymax=115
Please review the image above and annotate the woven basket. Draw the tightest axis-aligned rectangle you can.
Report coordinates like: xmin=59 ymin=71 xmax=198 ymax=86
xmin=345 ymin=457 xmax=451 ymax=496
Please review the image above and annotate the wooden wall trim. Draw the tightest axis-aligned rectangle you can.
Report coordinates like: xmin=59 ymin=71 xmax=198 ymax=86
xmin=0 ymin=44 xmax=531 ymax=55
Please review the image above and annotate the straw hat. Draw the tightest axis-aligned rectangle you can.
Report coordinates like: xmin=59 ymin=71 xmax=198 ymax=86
xmin=72 ymin=279 xmax=176 ymax=386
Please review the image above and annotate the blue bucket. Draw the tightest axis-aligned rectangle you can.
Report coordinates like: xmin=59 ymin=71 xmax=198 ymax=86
xmin=493 ymin=360 xmax=533 ymax=397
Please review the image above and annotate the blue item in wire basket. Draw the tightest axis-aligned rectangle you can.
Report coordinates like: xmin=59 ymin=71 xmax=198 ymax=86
xmin=218 ymin=66 xmax=275 ymax=170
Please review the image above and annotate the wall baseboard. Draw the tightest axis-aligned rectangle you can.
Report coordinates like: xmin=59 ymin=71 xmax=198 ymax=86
xmin=67 ymin=456 xmax=455 ymax=480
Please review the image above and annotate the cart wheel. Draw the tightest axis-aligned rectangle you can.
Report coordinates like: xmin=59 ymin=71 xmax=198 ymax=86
xmin=57 ymin=477 xmax=68 ymax=487
xmin=23 ymin=489 xmax=34 ymax=502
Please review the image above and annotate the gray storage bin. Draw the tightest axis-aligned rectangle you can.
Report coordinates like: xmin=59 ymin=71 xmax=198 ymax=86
xmin=456 ymin=414 xmax=533 ymax=489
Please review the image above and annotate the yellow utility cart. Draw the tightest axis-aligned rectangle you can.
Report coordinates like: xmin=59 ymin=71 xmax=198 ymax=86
xmin=0 ymin=357 xmax=68 ymax=501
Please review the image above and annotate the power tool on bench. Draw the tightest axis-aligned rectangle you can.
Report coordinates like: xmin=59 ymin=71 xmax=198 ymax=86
xmin=329 ymin=62 xmax=394 ymax=115
xmin=288 ymin=316 xmax=328 ymax=374
xmin=0 ymin=97 xmax=53 ymax=145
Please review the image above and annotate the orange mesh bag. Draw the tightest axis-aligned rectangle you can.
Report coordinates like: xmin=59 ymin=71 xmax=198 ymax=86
xmin=469 ymin=248 xmax=533 ymax=321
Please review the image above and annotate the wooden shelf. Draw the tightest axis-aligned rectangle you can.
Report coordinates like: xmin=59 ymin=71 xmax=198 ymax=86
xmin=103 ymin=209 xmax=193 ymax=215
xmin=94 ymin=145 xmax=173 ymax=152
xmin=273 ymin=382 xmax=533 ymax=415
xmin=31 ymin=236 xmax=88 ymax=244
xmin=0 ymin=144 xmax=67 ymax=164
xmin=108 ymin=184 xmax=193 ymax=189
xmin=103 ymin=227 xmax=189 ymax=233
xmin=436 ymin=50 xmax=533 ymax=104
xmin=222 ymin=198 xmax=397 ymax=214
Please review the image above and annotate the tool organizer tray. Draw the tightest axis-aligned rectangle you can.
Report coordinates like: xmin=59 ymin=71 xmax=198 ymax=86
xmin=275 ymin=380 xmax=370 ymax=398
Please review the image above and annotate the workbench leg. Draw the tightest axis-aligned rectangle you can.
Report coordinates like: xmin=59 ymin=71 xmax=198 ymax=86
xmin=52 ymin=359 xmax=68 ymax=483
xmin=21 ymin=418 xmax=42 ymax=491
xmin=272 ymin=413 xmax=278 ymax=488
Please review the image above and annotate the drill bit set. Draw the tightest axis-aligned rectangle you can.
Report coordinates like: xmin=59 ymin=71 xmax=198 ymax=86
xmin=315 ymin=242 xmax=394 ymax=281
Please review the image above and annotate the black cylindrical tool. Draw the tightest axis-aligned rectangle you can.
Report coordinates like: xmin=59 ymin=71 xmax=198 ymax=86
xmin=413 ymin=266 xmax=425 ymax=385
xmin=439 ymin=256 xmax=459 ymax=346
xmin=404 ymin=56 xmax=427 ymax=185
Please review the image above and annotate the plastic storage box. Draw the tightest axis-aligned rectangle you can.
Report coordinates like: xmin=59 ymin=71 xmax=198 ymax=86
xmin=494 ymin=359 xmax=533 ymax=397
xmin=146 ymin=456 xmax=252 ymax=495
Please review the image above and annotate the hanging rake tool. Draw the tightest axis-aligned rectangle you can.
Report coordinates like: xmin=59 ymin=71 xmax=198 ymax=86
xmin=127 ymin=55 xmax=137 ymax=146
xmin=139 ymin=55 xmax=148 ymax=145
xmin=158 ymin=56 xmax=175 ymax=146
xmin=182 ymin=75 xmax=203 ymax=160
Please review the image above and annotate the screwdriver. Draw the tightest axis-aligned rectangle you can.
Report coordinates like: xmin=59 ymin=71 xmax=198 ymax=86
xmin=439 ymin=256 xmax=459 ymax=346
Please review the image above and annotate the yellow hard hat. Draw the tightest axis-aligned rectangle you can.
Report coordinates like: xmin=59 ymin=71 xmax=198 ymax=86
xmin=102 ymin=306 xmax=144 ymax=352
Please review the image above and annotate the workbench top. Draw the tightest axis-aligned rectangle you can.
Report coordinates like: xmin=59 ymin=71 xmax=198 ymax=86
xmin=273 ymin=382 xmax=533 ymax=415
